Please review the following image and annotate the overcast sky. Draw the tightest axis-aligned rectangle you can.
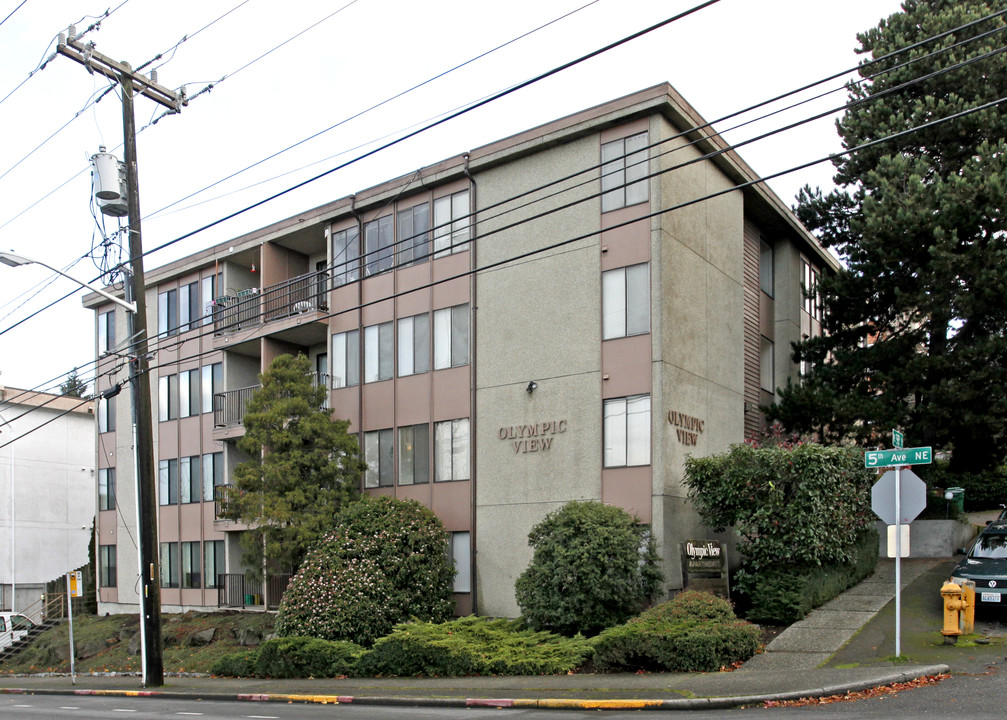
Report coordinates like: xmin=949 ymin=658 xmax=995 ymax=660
xmin=0 ymin=0 xmax=904 ymax=392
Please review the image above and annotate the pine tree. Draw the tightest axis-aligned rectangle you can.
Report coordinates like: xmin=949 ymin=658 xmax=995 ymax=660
xmin=219 ymin=354 xmax=363 ymax=576
xmin=59 ymin=368 xmax=89 ymax=398
xmin=770 ymin=1 xmax=1007 ymax=473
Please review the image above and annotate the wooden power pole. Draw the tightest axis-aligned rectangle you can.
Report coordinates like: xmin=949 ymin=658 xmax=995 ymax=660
xmin=57 ymin=29 xmax=186 ymax=688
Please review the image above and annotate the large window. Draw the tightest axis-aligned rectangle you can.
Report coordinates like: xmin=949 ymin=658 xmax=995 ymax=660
xmin=97 ymin=310 xmax=115 ymax=354
xmin=398 ymin=424 xmax=429 ymax=485
xmin=802 ymin=257 xmax=821 ymax=319
xmin=159 ymin=542 xmax=179 ymax=588
xmin=397 ymin=203 xmax=430 ymax=266
xmin=364 ymin=321 xmax=393 ymax=383
xmin=202 ymin=451 xmax=224 ymax=502
xmin=433 ymin=190 xmax=470 ymax=257
xmin=180 ymin=455 xmax=201 ymax=504
xmin=331 ymin=330 xmax=360 ymax=388
xmin=204 ymin=540 xmax=225 ymax=589
xmin=332 ymin=226 xmax=360 ymax=285
xmin=201 ymin=363 xmax=222 ymax=414
xmin=603 ymin=395 xmax=651 ymax=467
xmin=602 ymin=263 xmax=650 ymax=339
xmin=449 ymin=531 xmax=471 ymax=593
xmin=433 ymin=304 xmax=469 ymax=370
xmin=181 ymin=541 xmax=201 ymax=589
xmin=364 ymin=215 xmax=394 ymax=276
xmin=397 ymin=314 xmax=430 ymax=377
xmin=179 ymin=369 xmax=200 ymax=418
xmin=178 ymin=281 xmax=200 ymax=332
xmin=158 ymin=288 xmax=179 ymax=337
xmin=158 ymin=374 xmax=179 ymax=422
xmin=99 ymin=545 xmax=116 ymax=588
xmin=201 ymin=274 xmax=219 ymax=326
xmin=364 ymin=428 xmax=394 ymax=488
xmin=760 ymin=240 xmax=774 ymax=297
xmin=760 ymin=336 xmax=775 ymax=393
xmin=601 ymin=132 xmax=649 ymax=212
xmin=158 ymin=458 xmax=179 ymax=505
xmin=434 ymin=418 xmax=470 ymax=482
xmin=98 ymin=468 xmax=115 ymax=511
xmin=98 ymin=395 xmax=115 ymax=433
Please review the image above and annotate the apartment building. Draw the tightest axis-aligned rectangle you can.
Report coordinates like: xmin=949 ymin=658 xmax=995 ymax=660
xmin=86 ymin=83 xmax=837 ymax=618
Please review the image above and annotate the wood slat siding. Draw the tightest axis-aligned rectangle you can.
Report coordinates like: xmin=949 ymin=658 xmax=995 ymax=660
xmin=742 ymin=221 xmax=761 ymax=440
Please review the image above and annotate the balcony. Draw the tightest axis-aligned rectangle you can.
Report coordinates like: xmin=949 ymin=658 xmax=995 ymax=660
xmin=213 ymin=373 xmax=329 ymax=434
xmin=214 ymin=271 xmax=328 ymax=335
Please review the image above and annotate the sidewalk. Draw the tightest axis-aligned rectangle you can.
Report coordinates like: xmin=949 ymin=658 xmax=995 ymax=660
xmin=1 ymin=555 xmax=999 ymax=711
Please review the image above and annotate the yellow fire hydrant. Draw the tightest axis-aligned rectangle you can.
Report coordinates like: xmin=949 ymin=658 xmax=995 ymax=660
xmin=941 ymin=581 xmax=975 ymax=643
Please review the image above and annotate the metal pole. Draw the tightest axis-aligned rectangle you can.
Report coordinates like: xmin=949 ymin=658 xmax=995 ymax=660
xmin=0 ymin=410 xmax=14 ymax=613
xmin=66 ymin=573 xmax=75 ymax=685
xmin=894 ymin=464 xmax=902 ymax=657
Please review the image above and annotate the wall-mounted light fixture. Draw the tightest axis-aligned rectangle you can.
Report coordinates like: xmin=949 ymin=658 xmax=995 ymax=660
xmin=526 ymin=381 xmax=538 ymax=394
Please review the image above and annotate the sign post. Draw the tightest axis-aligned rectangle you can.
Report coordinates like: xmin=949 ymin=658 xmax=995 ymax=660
xmin=868 ymin=445 xmax=931 ymax=658
xmin=66 ymin=571 xmax=82 ymax=685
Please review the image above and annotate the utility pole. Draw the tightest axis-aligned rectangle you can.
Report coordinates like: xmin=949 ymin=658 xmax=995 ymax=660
xmin=57 ymin=29 xmax=186 ymax=688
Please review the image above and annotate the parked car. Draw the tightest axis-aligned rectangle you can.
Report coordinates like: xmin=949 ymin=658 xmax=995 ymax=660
xmin=951 ymin=519 xmax=1007 ymax=606
xmin=0 ymin=612 xmax=36 ymax=651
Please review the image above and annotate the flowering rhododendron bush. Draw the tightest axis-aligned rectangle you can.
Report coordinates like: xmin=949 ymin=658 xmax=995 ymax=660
xmin=276 ymin=495 xmax=455 ymax=646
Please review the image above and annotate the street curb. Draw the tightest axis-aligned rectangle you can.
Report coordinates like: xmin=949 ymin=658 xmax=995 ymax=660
xmin=0 ymin=665 xmax=951 ymax=711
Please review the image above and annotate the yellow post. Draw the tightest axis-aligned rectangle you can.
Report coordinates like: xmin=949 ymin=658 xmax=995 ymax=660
xmin=960 ymin=579 xmax=976 ymax=635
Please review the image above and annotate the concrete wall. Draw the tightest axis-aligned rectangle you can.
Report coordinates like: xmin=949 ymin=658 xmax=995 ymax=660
xmin=875 ymin=520 xmax=976 ymax=559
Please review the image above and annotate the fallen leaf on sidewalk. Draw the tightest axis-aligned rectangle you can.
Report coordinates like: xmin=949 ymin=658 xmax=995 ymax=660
xmin=761 ymin=674 xmax=950 ymax=707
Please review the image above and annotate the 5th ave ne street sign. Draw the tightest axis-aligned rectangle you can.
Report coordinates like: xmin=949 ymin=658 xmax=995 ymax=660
xmin=864 ymin=446 xmax=932 ymax=468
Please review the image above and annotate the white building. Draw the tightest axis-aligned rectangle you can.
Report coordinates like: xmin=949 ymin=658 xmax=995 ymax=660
xmin=0 ymin=385 xmax=95 ymax=615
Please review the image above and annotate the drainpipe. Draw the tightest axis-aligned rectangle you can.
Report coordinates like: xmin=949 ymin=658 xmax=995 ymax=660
xmin=463 ymin=154 xmax=478 ymax=614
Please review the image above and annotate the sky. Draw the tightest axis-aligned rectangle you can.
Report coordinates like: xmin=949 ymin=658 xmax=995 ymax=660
xmin=0 ymin=0 xmax=905 ymax=393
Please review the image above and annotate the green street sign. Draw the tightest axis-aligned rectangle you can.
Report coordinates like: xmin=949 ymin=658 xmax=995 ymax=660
xmin=892 ymin=429 xmax=904 ymax=449
xmin=864 ymin=446 xmax=932 ymax=469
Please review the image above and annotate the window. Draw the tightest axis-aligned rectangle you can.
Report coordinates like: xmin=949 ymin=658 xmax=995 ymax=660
xmin=99 ymin=545 xmax=116 ymax=588
xmin=397 ymin=202 xmax=430 ymax=266
xmin=364 ymin=215 xmax=393 ymax=276
xmin=331 ymin=226 xmax=360 ymax=285
xmin=204 ymin=540 xmax=225 ymax=589
xmin=601 ymin=132 xmax=649 ymax=212
xmin=397 ymin=314 xmax=430 ymax=376
xmin=316 ymin=352 xmax=330 ymax=409
xmin=202 ymin=451 xmax=224 ymax=502
xmin=332 ymin=330 xmax=360 ymax=388
xmin=760 ymin=240 xmax=774 ymax=297
xmin=433 ymin=304 xmax=469 ymax=370
xmin=434 ymin=418 xmax=470 ymax=482
xmin=364 ymin=321 xmax=393 ymax=383
xmin=802 ymin=258 xmax=821 ymax=319
xmin=433 ymin=190 xmax=470 ymax=257
xmin=158 ymin=374 xmax=179 ymax=422
xmin=98 ymin=468 xmax=115 ymax=511
xmin=201 ymin=363 xmax=222 ymax=414
xmin=602 ymin=263 xmax=650 ymax=339
xmin=158 ymin=288 xmax=178 ymax=336
xmin=97 ymin=395 xmax=115 ymax=433
xmin=201 ymin=274 xmax=219 ymax=326
xmin=181 ymin=541 xmax=201 ymax=589
xmin=760 ymin=336 xmax=775 ymax=393
xmin=180 ymin=455 xmax=201 ymax=503
xmin=603 ymin=395 xmax=651 ymax=467
xmin=158 ymin=458 xmax=178 ymax=505
xmin=449 ymin=531 xmax=471 ymax=593
xmin=178 ymin=281 xmax=200 ymax=332
xmin=159 ymin=542 xmax=179 ymax=588
xmin=364 ymin=428 xmax=394 ymax=488
xmin=98 ymin=310 xmax=115 ymax=354
xmin=398 ymin=424 xmax=429 ymax=485
xmin=179 ymin=369 xmax=200 ymax=418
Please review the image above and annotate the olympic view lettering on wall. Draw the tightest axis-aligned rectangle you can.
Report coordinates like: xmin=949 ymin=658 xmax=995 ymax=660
xmin=497 ymin=420 xmax=568 ymax=453
xmin=668 ymin=410 xmax=704 ymax=446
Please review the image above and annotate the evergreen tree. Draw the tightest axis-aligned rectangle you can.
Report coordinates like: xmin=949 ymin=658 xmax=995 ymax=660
xmin=59 ymin=368 xmax=89 ymax=398
xmin=219 ymin=354 xmax=363 ymax=576
xmin=770 ymin=1 xmax=1007 ymax=472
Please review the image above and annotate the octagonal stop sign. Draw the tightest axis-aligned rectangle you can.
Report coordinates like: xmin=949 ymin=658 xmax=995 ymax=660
xmin=871 ymin=468 xmax=927 ymax=525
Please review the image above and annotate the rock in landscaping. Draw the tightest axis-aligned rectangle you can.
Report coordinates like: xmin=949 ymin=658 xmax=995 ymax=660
xmin=235 ymin=627 xmax=262 ymax=647
xmin=184 ymin=628 xmax=216 ymax=646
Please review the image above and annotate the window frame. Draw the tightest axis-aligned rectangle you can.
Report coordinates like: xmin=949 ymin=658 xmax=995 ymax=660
xmin=158 ymin=458 xmax=179 ymax=506
xmin=397 ymin=202 xmax=431 ymax=267
xmin=331 ymin=225 xmax=361 ymax=285
xmin=397 ymin=313 xmax=430 ymax=377
xmin=602 ymin=263 xmax=650 ymax=340
xmin=603 ymin=394 xmax=651 ymax=468
xmin=98 ymin=309 xmax=115 ymax=354
xmin=98 ymin=467 xmax=116 ymax=511
xmin=601 ymin=132 xmax=650 ymax=213
xmin=181 ymin=541 xmax=201 ymax=589
xmin=202 ymin=451 xmax=224 ymax=503
xmin=364 ymin=214 xmax=394 ymax=276
xmin=363 ymin=428 xmax=394 ymax=488
xmin=434 ymin=418 xmax=470 ymax=482
xmin=397 ymin=423 xmax=430 ymax=486
xmin=159 ymin=542 xmax=179 ymax=589
xmin=432 ymin=190 xmax=470 ymax=258
xmin=201 ymin=363 xmax=222 ymax=414
xmin=204 ymin=540 xmax=225 ymax=589
xmin=331 ymin=329 xmax=360 ymax=388
xmin=158 ymin=288 xmax=179 ymax=337
xmin=433 ymin=304 xmax=469 ymax=370
xmin=99 ymin=544 xmax=117 ymax=588
xmin=449 ymin=531 xmax=471 ymax=593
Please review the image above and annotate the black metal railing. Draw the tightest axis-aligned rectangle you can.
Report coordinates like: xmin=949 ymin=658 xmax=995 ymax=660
xmin=216 ymin=573 xmax=291 ymax=609
xmin=213 ymin=385 xmax=260 ymax=427
xmin=214 ymin=271 xmax=328 ymax=335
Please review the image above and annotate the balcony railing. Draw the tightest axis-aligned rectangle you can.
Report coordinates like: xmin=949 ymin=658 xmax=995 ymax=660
xmin=214 ymin=270 xmax=329 ymax=335
xmin=213 ymin=385 xmax=260 ymax=427
xmin=217 ymin=573 xmax=291 ymax=610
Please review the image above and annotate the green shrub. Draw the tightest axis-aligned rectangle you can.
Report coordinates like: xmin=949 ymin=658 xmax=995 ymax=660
xmin=514 ymin=501 xmax=662 ymax=637
xmin=357 ymin=616 xmax=592 ymax=677
xmin=254 ymin=636 xmax=363 ymax=678
xmin=211 ymin=649 xmax=259 ymax=677
xmin=276 ymin=496 xmax=455 ymax=646
xmin=592 ymin=592 xmax=760 ymax=672
xmin=743 ymin=528 xmax=878 ymax=624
